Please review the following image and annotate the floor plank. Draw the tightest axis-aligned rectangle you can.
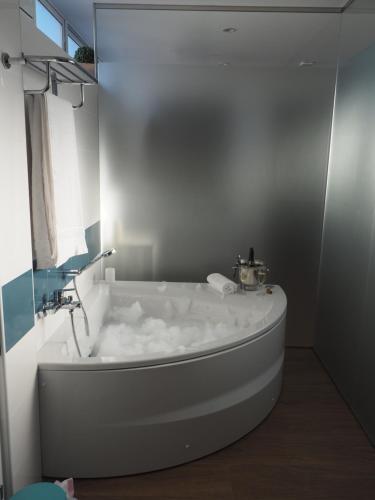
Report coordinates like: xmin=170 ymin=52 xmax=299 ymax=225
xmin=74 ymin=348 xmax=375 ymax=499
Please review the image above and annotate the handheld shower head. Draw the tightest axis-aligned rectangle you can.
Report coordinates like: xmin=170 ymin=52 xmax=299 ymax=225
xmin=102 ymin=248 xmax=116 ymax=258
xmin=55 ymin=249 xmax=117 ymax=277
xmin=90 ymin=248 xmax=116 ymax=267
xmin=77 ymin=248 xmax=117 ymax=274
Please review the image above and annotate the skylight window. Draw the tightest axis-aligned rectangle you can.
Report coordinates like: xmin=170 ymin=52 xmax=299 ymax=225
xmin=34 ymin=0 xmax=92 ymax=64
xmin=35 ymin=0 xmax=63 ymax=48
xmin=67 ymin=35 xmax=80 ymax=58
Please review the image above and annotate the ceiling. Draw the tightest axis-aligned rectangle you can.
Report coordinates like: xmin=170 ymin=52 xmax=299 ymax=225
xmin=50 ymin=0 xmax=375 ymax=68
xmin=52 ymin=0 xmax=351 ymax=46
xmin=95 ymin=10 xmax=341 ymax=67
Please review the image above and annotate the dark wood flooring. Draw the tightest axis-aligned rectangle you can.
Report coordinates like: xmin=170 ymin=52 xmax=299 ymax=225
xmin=74 ymin=348 xmax=375 ymax=500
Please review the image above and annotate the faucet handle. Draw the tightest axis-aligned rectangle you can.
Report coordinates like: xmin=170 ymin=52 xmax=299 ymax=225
xmin=54 ymin=289 xmax=74 ymax=306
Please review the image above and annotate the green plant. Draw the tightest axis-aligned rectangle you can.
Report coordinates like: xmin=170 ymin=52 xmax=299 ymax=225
xmin=74 ymin=46 xmax=95 ymax=64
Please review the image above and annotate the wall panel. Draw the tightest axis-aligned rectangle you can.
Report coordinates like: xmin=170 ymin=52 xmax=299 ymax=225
xmin=316 ymin=0 xmax=375 ymax=444
xmin=98 ymin=9 xmax=339 ymax=345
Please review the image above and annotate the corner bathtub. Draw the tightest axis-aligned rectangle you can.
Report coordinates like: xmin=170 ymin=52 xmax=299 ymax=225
xmin=38 ymin=281 xmax=287 ymax=478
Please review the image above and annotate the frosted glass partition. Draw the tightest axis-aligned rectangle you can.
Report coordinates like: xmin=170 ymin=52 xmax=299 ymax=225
xmin=316 ymin=0 xmax=375 ymax=443
xmin=96 ymin=8 xmax=340 ymax=345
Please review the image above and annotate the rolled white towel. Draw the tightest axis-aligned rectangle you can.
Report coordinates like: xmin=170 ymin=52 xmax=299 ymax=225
xmin=207 ymin=273 xmax=238 ymax=295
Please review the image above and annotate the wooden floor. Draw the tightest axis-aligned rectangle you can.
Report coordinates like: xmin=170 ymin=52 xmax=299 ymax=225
xmin=74 ymin=348 xmax=375 ymax=500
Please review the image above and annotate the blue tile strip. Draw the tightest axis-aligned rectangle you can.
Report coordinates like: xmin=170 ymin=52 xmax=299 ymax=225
xmin=1 ymin=221 xmax=101 ymax=352
xmin=2 ymin=270 xmax=35 ymax=352
xmin=33 ymin=220 xmax=101 ymax=313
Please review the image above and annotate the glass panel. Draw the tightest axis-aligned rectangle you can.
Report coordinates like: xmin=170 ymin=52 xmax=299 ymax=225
xmin=67 ymin=35 xmax=80 ymax=58
xmin=35 ymin=0 xmax=63 ymax=47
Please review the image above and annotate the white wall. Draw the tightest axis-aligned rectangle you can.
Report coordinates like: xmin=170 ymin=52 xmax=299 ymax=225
xmin=0 ymin=2 xmax=35 ymax=496
xmin=0 ymin=4 xmax=32 ymax=287
xmin=0 ymin=4 xmax=100 ymax=495
xmin=19 ymin=0 xmax=34 ymax=18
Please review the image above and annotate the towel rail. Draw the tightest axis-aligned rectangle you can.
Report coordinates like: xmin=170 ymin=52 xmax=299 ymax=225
xmin=72 ymin=84 xmax=85 ymax=109
xmin=24 ymin=61 xmax=51 ymax=95
xmin=1 ymin=52 xmax=97 ymax=109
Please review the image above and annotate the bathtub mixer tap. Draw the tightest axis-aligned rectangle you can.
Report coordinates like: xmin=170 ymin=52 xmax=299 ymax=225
xmin=42 ymin=288 xmax=81 ymax=316
xmin=41 ymin=288 xmax=83 ymax=357
xmin=42 ymin=248 xmax=117 ymax=317
xmin=40 ymin=249 xmax=117 ymax=357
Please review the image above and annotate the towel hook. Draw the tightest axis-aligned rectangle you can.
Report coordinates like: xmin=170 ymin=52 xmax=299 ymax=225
xmin=73 ymin=84 xmax=85 ymax=110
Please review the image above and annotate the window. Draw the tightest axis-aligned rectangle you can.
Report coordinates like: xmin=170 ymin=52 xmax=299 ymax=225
xmin=35 ymin=0 xmax=63 ymax=47
xmin=67 ymin=35 xmax=80 ymax=58
xmin=34 ymin=0 xmax=92 ymax=62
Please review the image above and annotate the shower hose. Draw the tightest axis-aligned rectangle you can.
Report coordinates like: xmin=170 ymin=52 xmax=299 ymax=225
xmin=69 ymin=309 xmax=82 ymax=358
xmin=73 ymin=275 xmax=90 ymax=338
xmin=69 ymin=276 xmax=91 ymax=358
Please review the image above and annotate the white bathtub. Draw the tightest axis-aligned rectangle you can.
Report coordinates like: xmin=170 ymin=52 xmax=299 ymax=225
xmin=38 ymin=281 xmax=287 ymax=478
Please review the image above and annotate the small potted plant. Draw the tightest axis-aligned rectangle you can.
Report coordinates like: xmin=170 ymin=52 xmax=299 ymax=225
xmin=74 ymin=46 xmax=95 ymax=76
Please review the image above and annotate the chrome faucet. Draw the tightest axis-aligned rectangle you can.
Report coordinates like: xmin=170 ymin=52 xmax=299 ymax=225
xmin=41 ymin=289 xmax=84 ymax=357
xmin=41 ymin=248 xmax=116 ymax=324
xmin=42 ymin=288 xmax=81 ymax=316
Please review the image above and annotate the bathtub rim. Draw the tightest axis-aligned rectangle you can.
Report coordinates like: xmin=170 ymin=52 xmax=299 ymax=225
xmin=38 ymin=310 xmax=286 ymax=372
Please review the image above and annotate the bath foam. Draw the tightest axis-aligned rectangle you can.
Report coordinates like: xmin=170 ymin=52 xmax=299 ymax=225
xmin=93 ymin=297 xmax=253 ymax=358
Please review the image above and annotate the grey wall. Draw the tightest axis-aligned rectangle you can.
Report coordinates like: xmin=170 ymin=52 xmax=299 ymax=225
xmin=98 ymin=14 xmax=339 ymax=346
xmin=316 ymin=2 xmax=375 ymax=444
